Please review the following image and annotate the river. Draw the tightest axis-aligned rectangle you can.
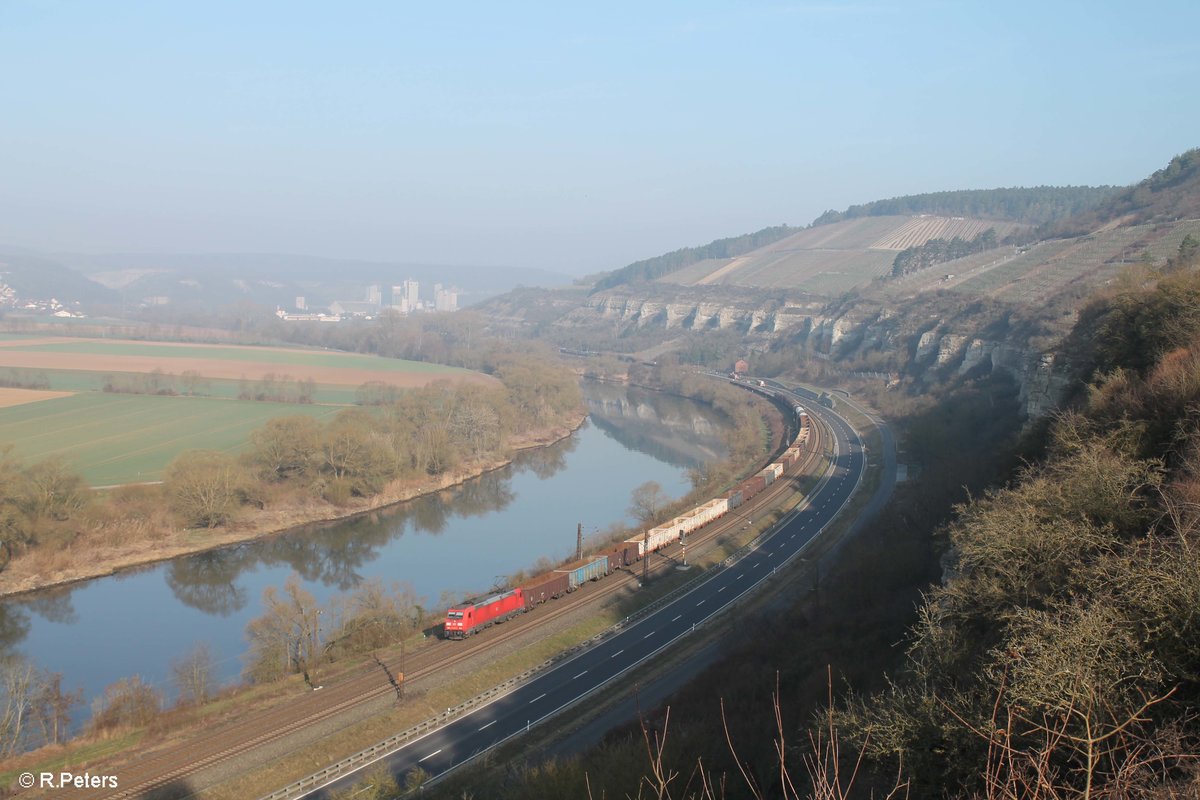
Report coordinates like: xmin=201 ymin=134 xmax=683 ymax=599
xmin=1 ymin=381 xmax=728 ymax=717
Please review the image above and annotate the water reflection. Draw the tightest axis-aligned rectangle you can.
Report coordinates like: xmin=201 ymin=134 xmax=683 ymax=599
xmin=2 ymin=381 xmax=729 ymax=706
xmin=165 ymin=552 xmax=251 ymax=617
xmin=585 ymin=383 xmax=726 ymax=468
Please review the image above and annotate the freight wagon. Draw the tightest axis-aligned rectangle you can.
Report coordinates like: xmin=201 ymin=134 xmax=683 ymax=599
xmin=444 ymin=588 xmax=526 ymax=639
xmin=556 ymin=555 xmax=610 ymax=590
xmin=625 ymin=524 xmax=683 ymax=558
xmin=604 ymin=541 xmax=640 ymax=566
xmin=727 ymin=489 xmax=744 ymax=509
xmin=696 ymin=497 xmax=729 ymax=525
xmin=740 ymin=474 xmax=766 ymax=501
xmin=520 ymin=572 xmax=570 ymax=609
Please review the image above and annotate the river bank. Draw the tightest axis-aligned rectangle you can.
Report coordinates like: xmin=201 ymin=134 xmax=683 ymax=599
xmin=0 ymin=412 xmax=587 ymax=599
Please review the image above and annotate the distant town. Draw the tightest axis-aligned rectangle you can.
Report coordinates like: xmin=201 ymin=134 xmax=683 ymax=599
xmin=276 ymin=279 xmax=460 ymax=322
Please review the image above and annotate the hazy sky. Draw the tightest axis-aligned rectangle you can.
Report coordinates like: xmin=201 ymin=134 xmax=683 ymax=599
xmin=1 ymin=1 xmax=1197 ymax=276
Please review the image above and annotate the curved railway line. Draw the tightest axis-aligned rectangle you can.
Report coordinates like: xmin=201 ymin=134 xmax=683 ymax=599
xmin=37 ymin=397 xmax=828 ymax=800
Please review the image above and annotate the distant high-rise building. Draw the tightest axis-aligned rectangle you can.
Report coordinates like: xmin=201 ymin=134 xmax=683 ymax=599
xmin=296 ymin=296 xmax=307 ymax=311
xmin=366 ymin=284 xmax=382 ymax=307
xmin=434 ymin=284 xmax=458 ymax=312
xmin=388 ymin=280 xmax=420 ymax=314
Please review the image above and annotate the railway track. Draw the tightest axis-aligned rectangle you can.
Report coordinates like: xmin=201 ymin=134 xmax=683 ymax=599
xmin=37 ymin=412 xmax=826 ymax=800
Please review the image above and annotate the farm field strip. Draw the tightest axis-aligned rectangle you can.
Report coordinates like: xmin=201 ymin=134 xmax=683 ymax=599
xmin=0 ymin=340 xmax=457 ymax=374
xmin=0 ymin=351 xmax=475 ymax=389
xmin=0 ymin=366 xmax=361 ymax=403
xmin=0 ymin=393 xmax=340 ymax=485
xmin=0 ymin=388 xmax=74 ymax=408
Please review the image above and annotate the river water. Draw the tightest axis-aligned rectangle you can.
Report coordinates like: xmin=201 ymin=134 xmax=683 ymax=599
xmin=1 ymin=381 xmax=728 ymax=713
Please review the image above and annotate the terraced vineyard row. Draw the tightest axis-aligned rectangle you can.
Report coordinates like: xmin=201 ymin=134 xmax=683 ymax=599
xmin=869 ymin=216 xmax=1024 ymax=251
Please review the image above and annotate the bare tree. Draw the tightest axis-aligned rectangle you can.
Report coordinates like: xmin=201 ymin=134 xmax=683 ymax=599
xmin=30 ymin=671 xmax=81 ymax=747
xmin=629 ymin=481 xmax=670 ymax=526
xmin=244 ymin=576 xmax=324 ymax=684
xmin=165 ymin=449 xmax=248 ymax=528
xmin=0 ymin=655 xmax=36 ymax=756
xmin=89 ymin=675 xmax=162 ymax=734
xmin=171 ymin=642 xmax=216 ymax=706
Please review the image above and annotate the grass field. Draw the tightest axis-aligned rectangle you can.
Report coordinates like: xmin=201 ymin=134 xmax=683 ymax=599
xmin=0 ymin=392 xmax=341 ymax=485
xmin=0 ymin=336 xmax=489 ymax=485
xmin=0 ymin=366 xmax=362 ymax=404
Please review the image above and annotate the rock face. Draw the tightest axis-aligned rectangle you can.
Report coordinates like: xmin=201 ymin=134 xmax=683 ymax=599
xmin=495 ymin=283 xmax=1075 ymax=421
xmin=576 ymin=290 xmax=827 ymax=335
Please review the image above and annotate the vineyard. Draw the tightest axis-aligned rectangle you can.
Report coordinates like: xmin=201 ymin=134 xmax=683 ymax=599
xmin=878 ymin=218 xmax=1200 ymax=308
xmin=656 ymin=215 xmax=1008 ymax=295
xmin=868 ymin=216 xmax=1025 ymax=250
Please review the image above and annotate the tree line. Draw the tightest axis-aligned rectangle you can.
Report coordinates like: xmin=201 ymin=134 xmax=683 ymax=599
xmin=812 ymin=185 xmax=1117 ymax=228
xmin=890 ymin=227 xmax=998 ymax=277
xmin=0 ymin=344 xmax=582 ymax=567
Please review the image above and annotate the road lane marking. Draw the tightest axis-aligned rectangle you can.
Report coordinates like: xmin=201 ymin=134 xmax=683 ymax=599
xmin=479 ymin=720 xmax=496 ymax=731
xmin=718 ymin=585 xmax=727 ymax=592
xmin=573 ymin=670 xmax=588 ymax=679
xmin=531 ymin=693 xmax=546 ymax=704
xmin=612 ymin=649 xmax=624 ymax=658
xmin=419 ymin=749 xmax=442 ymax=762
xmin=671 ymin=614 xmax=682 ymax=622
xmin=736 ymin=573 xmax=744 ymax=579
xmin=643 ymin=631 xmax=655 ymax=639
xmin=697 ymin=599 xmax=706 ymax=606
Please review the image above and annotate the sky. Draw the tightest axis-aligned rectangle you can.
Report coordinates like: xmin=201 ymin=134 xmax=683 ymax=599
xmin=1 ymin=1 xmax=1197 ymax=276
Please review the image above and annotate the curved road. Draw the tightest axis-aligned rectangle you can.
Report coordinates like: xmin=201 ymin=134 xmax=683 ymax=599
xmin=307 ymin=396 xmax=867 ymax=797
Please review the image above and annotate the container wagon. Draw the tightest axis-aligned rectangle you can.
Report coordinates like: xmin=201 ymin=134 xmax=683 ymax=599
xmin=520 ymin=573 xmax=570 ymax=609
xmin=444 ymin=588 xmax=526 ymax=639
xmin=555 ymin=555 xmax=610 ymax=591
xmin=727 ymin=488 xmax=744 ymax=509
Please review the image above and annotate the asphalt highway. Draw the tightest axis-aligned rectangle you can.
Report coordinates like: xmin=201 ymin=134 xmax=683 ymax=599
xmin=310 ymin=398 xmax=864 ymax=797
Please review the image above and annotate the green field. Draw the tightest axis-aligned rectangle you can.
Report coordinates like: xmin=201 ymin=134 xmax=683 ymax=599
xmin=0 ymin=366 xmax=362 ymax=404
xmin=0 ymin=393 xmax=341 ymax=486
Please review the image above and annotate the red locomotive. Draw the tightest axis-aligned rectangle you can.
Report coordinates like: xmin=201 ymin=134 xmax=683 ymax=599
xmin=443 ymin=588 xmax=526 ymax=639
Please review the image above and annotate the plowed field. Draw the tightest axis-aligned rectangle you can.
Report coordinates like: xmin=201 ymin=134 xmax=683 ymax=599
xmin=0 ymin=387 xmax=73 ymax=408
xmin=0 ymin=338 xmax=491 ymax=388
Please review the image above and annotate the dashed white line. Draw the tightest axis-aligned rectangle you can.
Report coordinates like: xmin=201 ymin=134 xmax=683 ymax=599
xmin=530 ymin=693 xmax=546 ymax=704
xmin=718 ymin=585 xmax=727 ymax=593
xmin=696 ymin=599 xmax=706 ymax=606
xmin=736 ymin=573 xmax=744 ymax=579
xmin=419 ymin=749 xmax=442 ymax=762
xmin=671 ymin=614 xmax=683 ymax=622
xmin=611 ymin=649 xmax=625 ymax=658
xmin=479 ymin=720 xmax=496 ymax=731
xmin=643 ymin=631 xmax=656 ymax=639
xmin=573 ymin=670 xmax=588 ymax=679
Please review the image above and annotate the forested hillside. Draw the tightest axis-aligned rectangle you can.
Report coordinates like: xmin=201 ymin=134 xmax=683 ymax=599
xmin=845 ymin=269 xmax=1200 ymax=797
xmin=812 ymin=186 xmax=1117 ymax=228
xmin=1037 ymin=147 xmax=1200 ymax=239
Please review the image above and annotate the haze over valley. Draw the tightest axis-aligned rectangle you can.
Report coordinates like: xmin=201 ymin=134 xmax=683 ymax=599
xmin=2 ymin=3 xmax=1200 ymax=799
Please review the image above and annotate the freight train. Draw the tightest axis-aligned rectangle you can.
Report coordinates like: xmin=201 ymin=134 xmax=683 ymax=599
xmin=442 ymin=399 xmax=811 ymax=638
